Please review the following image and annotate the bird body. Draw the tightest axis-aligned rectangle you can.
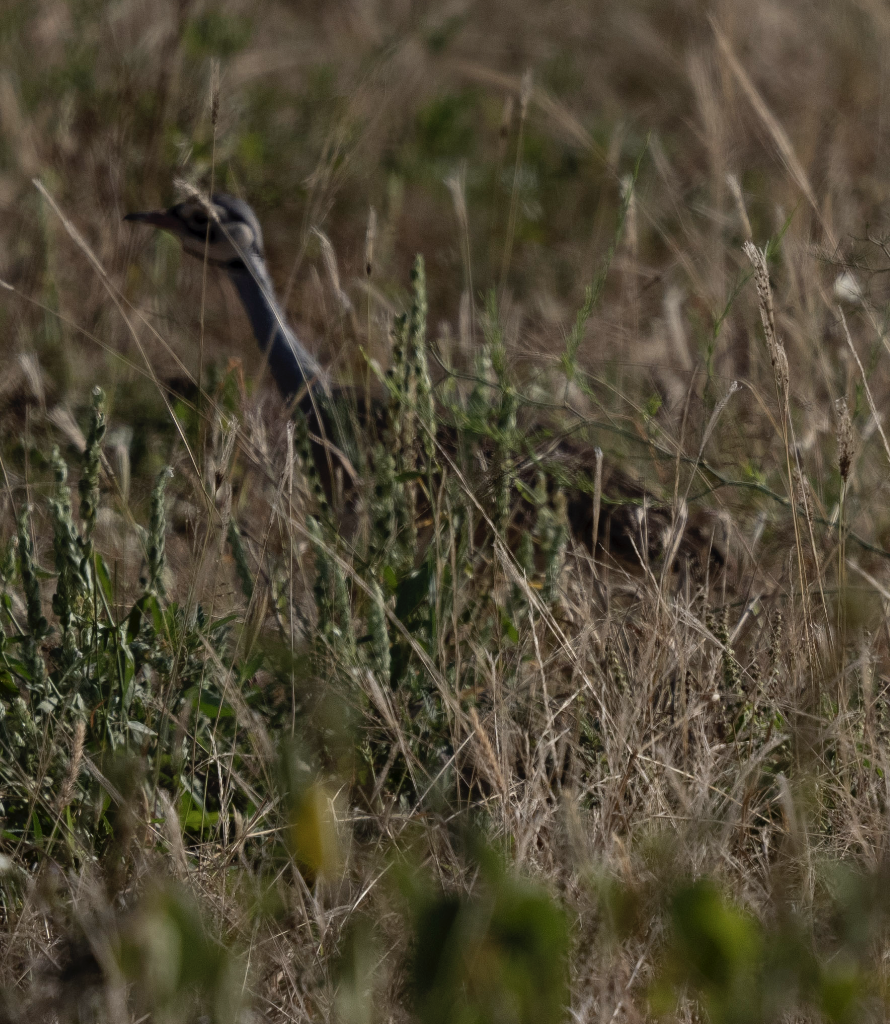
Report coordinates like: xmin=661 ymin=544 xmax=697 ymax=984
xmin=126 ymin=193 xmax=722 ymax=575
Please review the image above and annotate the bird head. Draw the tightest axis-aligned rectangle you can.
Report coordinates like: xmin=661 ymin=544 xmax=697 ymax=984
xmin=125 ymin=193 xmax=264 ymax=270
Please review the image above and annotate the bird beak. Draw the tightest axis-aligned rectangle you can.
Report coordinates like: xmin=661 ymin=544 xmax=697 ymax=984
xmin=124 ymin=209 xmax=180 ymax=231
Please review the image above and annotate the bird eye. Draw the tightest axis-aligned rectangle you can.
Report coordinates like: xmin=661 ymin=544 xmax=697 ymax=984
xmin=192 ymin=211 xmax=208 ymax=228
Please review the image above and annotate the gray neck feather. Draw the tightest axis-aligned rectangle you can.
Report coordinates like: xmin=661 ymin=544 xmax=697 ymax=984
xmin=228 ymin=255 xmax=327 ymax=404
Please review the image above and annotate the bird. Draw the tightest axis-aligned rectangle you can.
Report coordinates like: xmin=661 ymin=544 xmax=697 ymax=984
xmin=125 ymin=193 xmax=327 ymax=408
xmin=126 ymin=192 xmax=371 ymax=513
xmin=125 ymin=192 xmax=723 ymax=576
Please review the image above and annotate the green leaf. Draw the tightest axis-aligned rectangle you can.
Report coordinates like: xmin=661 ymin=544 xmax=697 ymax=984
xmin=183 ymin=687 xmax=235 ymax=720
xmin=94 ymin=553 xmax=115 ymax=606
xmin=500 ymin=614 xmax=519 ymax=644
xmin=514 ymin=479 xmax=538 ymax=505
xmin=395 ymin=563 xmax=434 ymax=621
xmin=181 ymin=809 xmax=220 ymax=830
xmin=120 ymin=643 xmax=136 ymax=710
xmin=207 ymin=613 xmax=240 ymax=632
xmin=127 ymin=720 xmax=157 ymax=738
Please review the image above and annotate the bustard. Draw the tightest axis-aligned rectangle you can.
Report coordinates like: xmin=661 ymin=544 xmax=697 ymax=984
xmin=125 ymin=194 xmax=722 ymax=573
xmin=126 ymin=194 xmax=327 ymax=407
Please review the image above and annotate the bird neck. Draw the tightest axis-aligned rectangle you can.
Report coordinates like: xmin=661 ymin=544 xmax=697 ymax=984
xmin=227 ymin=256 xmax=326 ymax=404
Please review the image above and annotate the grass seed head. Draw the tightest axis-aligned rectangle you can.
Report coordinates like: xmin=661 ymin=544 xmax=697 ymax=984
xmin=78 ymin=386 xmax=106 ymax=545
xmin=146 ymin=466 xmax=173 ymax=599
xmin=743 ymin=241 xmax=789 ymax=395
xmin=835 ymin=397 xmax=855 ymax=482
xmin=17 ymin=504 xmax=48 ymax=640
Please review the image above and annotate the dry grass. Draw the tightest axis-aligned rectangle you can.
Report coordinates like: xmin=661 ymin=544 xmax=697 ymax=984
xmin=4 ymin=2 xmax=890 ymax=1022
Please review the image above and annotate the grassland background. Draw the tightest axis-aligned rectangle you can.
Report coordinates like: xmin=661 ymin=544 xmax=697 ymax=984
xmin=5 ymin=0 xmax=890 ymax=553
xmin=4 ymin=1 xmax=890 ymax=1022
